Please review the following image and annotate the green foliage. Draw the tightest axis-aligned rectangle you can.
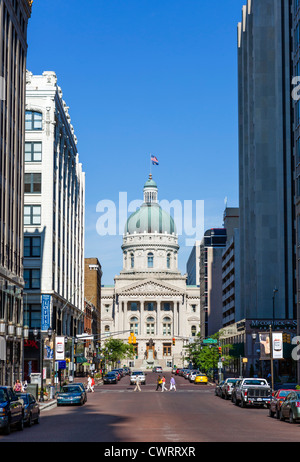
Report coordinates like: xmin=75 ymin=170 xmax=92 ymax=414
xmin=103 ymin=338 xmax=135 ymax=364
xmin=183 ymin=331 xmax=235 ymax=373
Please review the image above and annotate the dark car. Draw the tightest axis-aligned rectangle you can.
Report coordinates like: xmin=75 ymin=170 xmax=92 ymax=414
xmin=16 ymin=392 xmax=40 ymax=426
xmin=111 ymin=370 xmax=121 ymax=380
xmin=103 ymin=372 xmax=118 ymax=384
xmin=0 ymin=386 xmax=24 ymax=435
xmin=269 ymin=389 xmax=295 ymax=419
xmin=57 ymin=384 xmax=86 ymax=406
xmin=280 ymin=391 xmax=300 ymax=423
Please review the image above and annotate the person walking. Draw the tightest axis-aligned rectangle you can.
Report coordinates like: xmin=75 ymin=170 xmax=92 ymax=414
xmin=156 ymin=375 xmax=163 ymax=391
xmin=134 ymin=376 xmax=141 ymax=392
xmin=87 ymin=374 xmax=93 ymax=392
xmin=161 ymin=376 xmax=168 ymax=392
xmin=169 ymin=376 xmax=176 ymax=391
xmin=91 ymin=376 xmax=95 ymax=392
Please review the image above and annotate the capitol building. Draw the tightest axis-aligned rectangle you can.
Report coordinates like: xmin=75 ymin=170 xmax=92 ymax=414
xmin=101 ymin=175 xmax=200 ymax=369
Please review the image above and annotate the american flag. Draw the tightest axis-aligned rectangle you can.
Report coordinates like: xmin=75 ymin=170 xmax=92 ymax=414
xmin=151 ymin=155 xmax=159 ymax=165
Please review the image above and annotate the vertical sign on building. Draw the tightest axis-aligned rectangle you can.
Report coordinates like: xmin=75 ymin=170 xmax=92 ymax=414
xmin=55 ymin=336 xmax=65 ymax=361
xmin=41 ymin=295 xmax=51 ymax=332
xmin=272 ymin=332 xmax=283 ymax=359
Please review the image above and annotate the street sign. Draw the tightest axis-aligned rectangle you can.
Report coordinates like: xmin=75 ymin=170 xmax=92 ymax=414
xmin=203 ymin=338 xmax=218 ymax=344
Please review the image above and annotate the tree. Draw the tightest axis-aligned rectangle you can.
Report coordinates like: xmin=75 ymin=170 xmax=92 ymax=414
xmin=102 ymin=338 xmax=135 ymax=368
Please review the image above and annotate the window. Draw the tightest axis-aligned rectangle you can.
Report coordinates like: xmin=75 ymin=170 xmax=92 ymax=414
xmin=163 ymin=317 xmax=172 ymax=335
xmin=163 ymin=302 xmax=171 ymax=311
xmin=163 ymin=343 xmax=172 ymax=356
xmin=147 ymin=252 xmax=154 ymax=268
xmin=24 ymin=173 xmax=41 ymax=193
xmin=167 ymin=253 xmax=171 ymax=269
xmin=146 ymin=302 xmax=154 ymax=311
xmin=130 ymin=253 xmax=134 ymax=268
xmin=25 ymin=111 xmax=42 ymax=130
xmin=129 ymin=302 xmax=138 ymax=311
xmin=104 ymin=325 xmax=110 ymax=332
xmin=191 ymin=305 xmax=196 ymax=313
xmin=24 ymin=269 xmax=41 ymax=289
xmin=146 ymin=316 xmax=155 ymax=335
xmin=191 ymin=325 xmax=197 ymax=337
xmin=130 ymin=317 xmax=139 ymax=335
xmin=25 ymin=142 xmax=42 ymax=162
xmin=24 ymin=236 xmax=41 ymax=257
xmin=23 ymin=304 xmax=41 ymax=329
xmin=24 ymin=205 xmax=41 ymax=225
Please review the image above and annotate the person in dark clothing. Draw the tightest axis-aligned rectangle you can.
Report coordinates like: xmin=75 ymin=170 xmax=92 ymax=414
xmin=156 ymin=375 xmax=163 ymax=391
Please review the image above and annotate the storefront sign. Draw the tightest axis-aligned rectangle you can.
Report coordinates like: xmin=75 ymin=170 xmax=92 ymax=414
xmin=41 ymin=295 xmax=51 ymax=331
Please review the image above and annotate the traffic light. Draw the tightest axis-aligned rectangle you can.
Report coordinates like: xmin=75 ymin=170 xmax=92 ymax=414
xmin=283 ymin=333 xmax=287 ymax=343
xmin=286 ymin=334 xmax=291 ymax=344
xmin=172 ymin=337 xmax=175 ymax=346
xmin=128 ymin=332 xmax=136 ymax=344
xmin=218 ymin=346 xmax=222 ymax=355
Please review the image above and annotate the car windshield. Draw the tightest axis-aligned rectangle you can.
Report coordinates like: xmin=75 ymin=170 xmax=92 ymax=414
xmin=244 ymin=380 xmax=267 ymax=386
xmin=0 ymin=390 xmax=6 ymax=401
xmin=16 ymin=393 xmax=29 ymax=403
xmin=132 ymin=372 xmax=143 ymax=375
xmin=227 ymin=379 xmax=238 ymax=383
xmin=278 ymin=390 xmax=294 ymax=397
xmin=62 ymin=386 xmax=81 ymax=393
xmin=107 ymin=373 xmax=116 ymax=376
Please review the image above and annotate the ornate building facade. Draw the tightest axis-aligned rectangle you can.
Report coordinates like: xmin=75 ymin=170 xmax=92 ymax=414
xmin=101 ymin=175 xmax=200 ymax=369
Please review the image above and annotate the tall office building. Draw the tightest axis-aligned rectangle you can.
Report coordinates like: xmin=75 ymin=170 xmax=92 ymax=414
xmin=23 ymin=71 xmax=85 ymax=380
xmin=238 ymin=0 xmax=295 ymax=322
xmin=199 ymin=229 xmax=227 ymax=338
xmin=0 ymin=0 xmax=32 ymax=385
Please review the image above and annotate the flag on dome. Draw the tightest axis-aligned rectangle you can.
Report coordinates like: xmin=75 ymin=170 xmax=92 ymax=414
xmin=151 ymin=155 xmax=159 ymax=165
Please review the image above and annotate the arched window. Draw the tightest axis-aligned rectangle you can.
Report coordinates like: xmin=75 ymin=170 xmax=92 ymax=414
xmin=147 ymin=252 xmax=154 ymax=268
xmin=25 ymin=111 xmax=43 ymax=130
xmin=191 ymin=325 xmax=197 ymax=337
xmin=130 ymin=317 xmax=139 ymax=335
xmin=163 ymin=317 xmax=172 ymax=336
xmin=167 ymin=253 xmax=171 ymax=269
xmin=130 ymin=253 xmax=134 ymax=268
xmin=104 ymin=325 xmax=110 ymax=332
xmin=146 ymin=316 xmax=155 ymax=335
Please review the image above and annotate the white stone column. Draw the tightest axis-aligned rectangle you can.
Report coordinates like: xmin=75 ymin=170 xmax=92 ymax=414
xmin=156 ymin=299 xmax=161 ymax=336
xmin=140 ymin=299 xmax=144 ymax=336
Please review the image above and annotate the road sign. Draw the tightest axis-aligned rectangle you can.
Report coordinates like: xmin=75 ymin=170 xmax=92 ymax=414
xmin=203 ymin=338 xmax=218 ymax=344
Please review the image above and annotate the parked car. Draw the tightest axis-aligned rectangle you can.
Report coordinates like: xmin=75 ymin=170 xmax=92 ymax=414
xmin=189 ymin=371 xmax=200 ymax=383
xmin=0 ymin=386 xmax=24 ymax=435
xmin=279 ymin=391 xmax=300 ymax=423
xmin=153 ymin=366 xmax=163 ymax=373
xmin=130 ymin=371 xmax=146 ymax=385
xmin=215 ymin=381 xmax=225 ymax=396
xmin=71 ymin=382 xmax=87 ymax=402
xmin=221 ymin=378 xmax=240 ymax=400
xmin=194 ymin=374 xmax=208 ymax=384
xmin=57 ymin=384 xmax=86 ymax=406
xmin=103 ymin=372 xmax=118 ymax=384
xmin=16 ymin=392 xmax=40 ymax=426
xmin=111 ymin=369 xmax=122 ymax=380
xmin=231 ymin=378 xmax=272 ymax=408
xmin=269 ymin=389 xmax=295 ymax=419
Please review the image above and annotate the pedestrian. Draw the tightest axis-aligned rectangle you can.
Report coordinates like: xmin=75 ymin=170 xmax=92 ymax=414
xmin=87 ymin=374 xmax=93 ymax=392
xmin=134 ymin=376 xmax=141 ymax=392
xmin=169 ymin=376 xmax=176 ymax=391
xmin=13 ymin=379 xmax=23 ymax=392
xmin=156 ymin=375 xmax=162 ymax=391
xmin=161 ymin=376 xmax=168 ymax=392
xmin=91 ymin=376 xmax=95 ymax=392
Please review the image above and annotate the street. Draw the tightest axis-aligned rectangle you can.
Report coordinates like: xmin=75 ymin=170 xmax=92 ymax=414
xmin=2 ymin=372 xmax=300 ymax=444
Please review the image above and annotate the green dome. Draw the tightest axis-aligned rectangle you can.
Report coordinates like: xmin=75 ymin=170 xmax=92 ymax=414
xmin=125 ymin=203 xmax=176 ymax=235
xmin=144 ymin=178 xmax=157 ymax=188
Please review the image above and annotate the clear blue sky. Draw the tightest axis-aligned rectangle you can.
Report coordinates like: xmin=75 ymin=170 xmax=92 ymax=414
xmin=27 ymin=0 xmax=245 ymax=284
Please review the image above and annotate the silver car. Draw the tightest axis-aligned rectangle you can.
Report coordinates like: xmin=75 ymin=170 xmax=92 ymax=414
xmin=221 ymin=378 xmax=240 ymax=400
xmin=130 ymin=371 xmax=146 ymax=385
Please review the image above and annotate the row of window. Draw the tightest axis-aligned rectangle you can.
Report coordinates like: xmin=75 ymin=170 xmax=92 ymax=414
xmin=129 ymin=252 xmax=171 ymax=269
xmin=104 ymin=322 xmax=198 ymax=336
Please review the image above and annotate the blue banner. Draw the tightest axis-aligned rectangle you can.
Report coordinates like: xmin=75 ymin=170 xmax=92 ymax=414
xmin=41 ymin=295 xmax=51 ymax=331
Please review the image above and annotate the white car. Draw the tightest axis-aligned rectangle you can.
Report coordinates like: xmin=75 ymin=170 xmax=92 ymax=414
xmin=130 ymin=371 xmax=146 ymax=385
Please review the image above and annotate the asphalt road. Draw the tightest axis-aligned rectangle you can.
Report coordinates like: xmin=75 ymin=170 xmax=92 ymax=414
xmin=2 ymin=372 xmax=300 ymax=444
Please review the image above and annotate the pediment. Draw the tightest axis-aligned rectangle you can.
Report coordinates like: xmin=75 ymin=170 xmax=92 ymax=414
xmin=117 ymin=278 xmax=184 ymax=296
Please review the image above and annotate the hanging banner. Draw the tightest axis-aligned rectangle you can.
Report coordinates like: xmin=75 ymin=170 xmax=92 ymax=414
xmin=272 ymin=332 xmax=283 ymax=359
xmin=55 ymin=336 xmax=65 ymax=360
xmin=259 ymin=333 xmax=271 ymax=360
xmin=41 ymin=295 xmax=51 ymax=331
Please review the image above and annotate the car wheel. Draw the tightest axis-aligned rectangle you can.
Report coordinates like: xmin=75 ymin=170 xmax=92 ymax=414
xmin=276 ymin=409 xmax=280 ymax=420
xmin=280 ymin=410 xmax=285 ymax=421
xmin=269 ymin=408 xmax=275 ymax=418
xmin=289 ymin=411 xmax=296 ymax=424
xmin=3 ymin=419 xmax=11 ymax=435
xmin=35 ymin=413 xmax=40 ymax=424
xmin=28 ymin=413 xmax=33 ymax=427
xmin=17 ymin=416 xmax=24 ymax=431
xmin=240 ymin=399 xmax=246 ymax=408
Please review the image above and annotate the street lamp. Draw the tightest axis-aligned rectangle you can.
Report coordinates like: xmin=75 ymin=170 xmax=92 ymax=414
xmin=33 ymin=328 xmax=52 ymax=402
